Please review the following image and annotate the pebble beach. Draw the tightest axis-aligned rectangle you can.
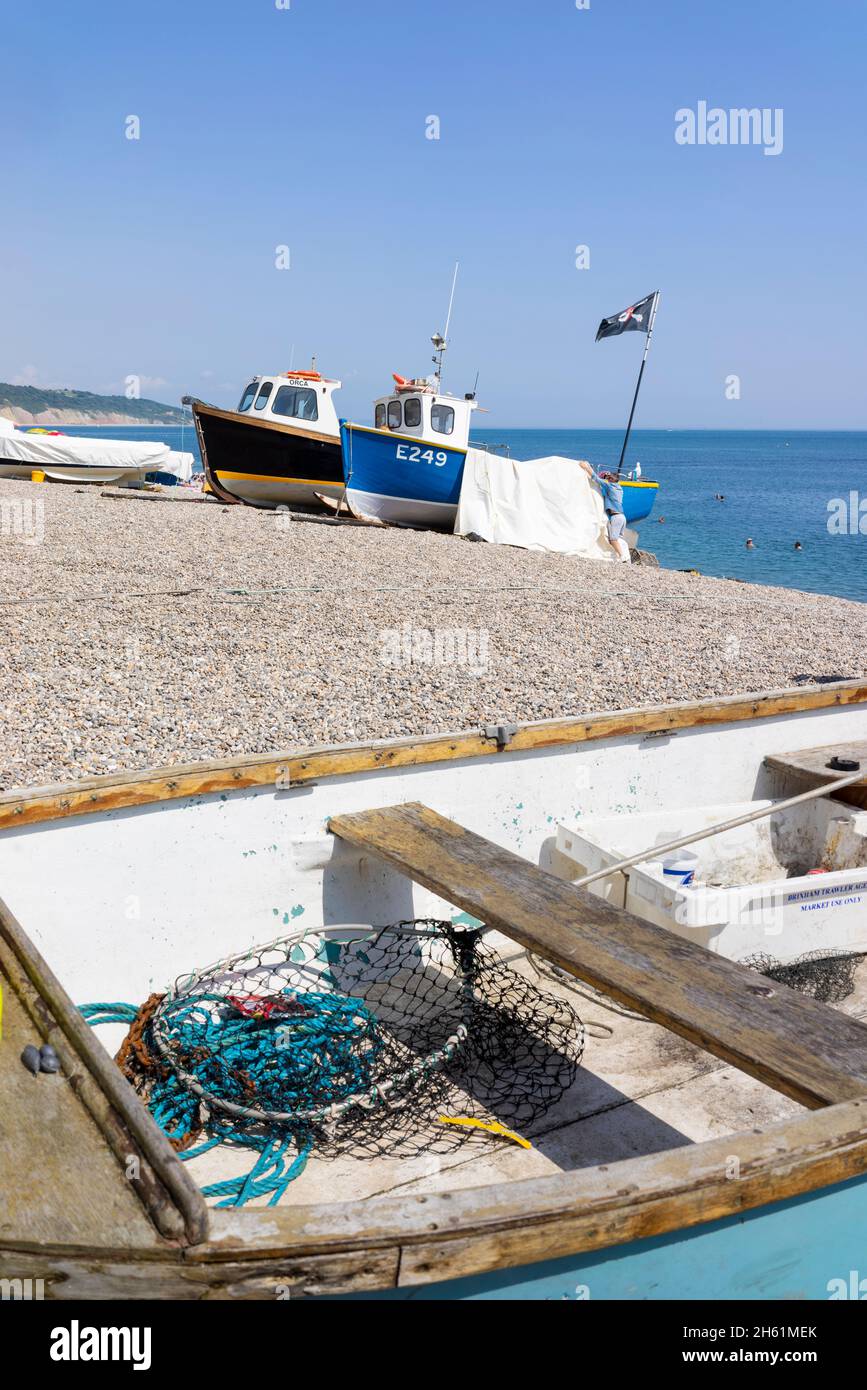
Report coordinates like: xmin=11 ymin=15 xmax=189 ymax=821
xmin=2 ymin=476 xmax=866 ymax=793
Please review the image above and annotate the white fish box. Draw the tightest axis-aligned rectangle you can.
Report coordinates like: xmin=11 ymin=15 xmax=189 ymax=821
xmin=557 ymin=798 xmax=867 ymax=961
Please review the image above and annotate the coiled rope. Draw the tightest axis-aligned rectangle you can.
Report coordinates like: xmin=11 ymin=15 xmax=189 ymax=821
xmin=80 ymin=987 xmax=384 ymax=1208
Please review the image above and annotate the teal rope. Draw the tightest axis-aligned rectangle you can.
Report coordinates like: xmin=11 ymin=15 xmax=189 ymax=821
xmin=79 ymin=989 xmax=380 ymax=1207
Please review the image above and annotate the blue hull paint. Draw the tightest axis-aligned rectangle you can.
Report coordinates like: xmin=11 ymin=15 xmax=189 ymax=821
xmin=620 ymin=480 xmax=659 ymax=524
xmin=341 ymin=422 xmax=467 ymax=525
xmin=330 ymin=1173 xmax=867 ymax=1300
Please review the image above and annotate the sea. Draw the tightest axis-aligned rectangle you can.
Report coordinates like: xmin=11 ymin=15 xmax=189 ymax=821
xmin=58 ymin=424 xmax=867 ymax=604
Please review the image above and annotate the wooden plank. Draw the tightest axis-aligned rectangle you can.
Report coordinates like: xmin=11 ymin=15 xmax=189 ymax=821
xmin=329 ymin=802 xmax=867 ymax=1110
xmin=2 ymin=679 xmax=867 ymax=830
xmin=766 ymin=741 xmax=867 ymax=809
xmin=0 ymin=1247 xmax=399 ymax=1301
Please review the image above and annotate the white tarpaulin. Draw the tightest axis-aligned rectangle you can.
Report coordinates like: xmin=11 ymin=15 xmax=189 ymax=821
xmin=456 ymin=450 xmax=618 ymax=561
xmin=0 ymin=431 xmax=172 ymax=473
xmin=159 ymin=451 xmax=195 ymax=483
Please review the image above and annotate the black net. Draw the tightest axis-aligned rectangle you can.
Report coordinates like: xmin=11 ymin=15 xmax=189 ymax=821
xmin=740 ymin=949 xmax=863 ymax=1004
xmin=111 ymin=921 xmax=585 ymax=1170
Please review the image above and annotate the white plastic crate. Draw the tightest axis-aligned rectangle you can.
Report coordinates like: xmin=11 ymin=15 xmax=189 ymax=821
xmin=556 ymin=798 xmax=867 ymax=961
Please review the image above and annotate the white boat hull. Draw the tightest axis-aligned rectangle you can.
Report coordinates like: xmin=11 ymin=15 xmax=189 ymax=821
xmin=0 ymin=460 xmax=154 ymax=483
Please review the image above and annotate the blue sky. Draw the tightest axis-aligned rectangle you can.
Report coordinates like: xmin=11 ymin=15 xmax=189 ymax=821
xmin=1 ymin=0 xmax=864 ymax=428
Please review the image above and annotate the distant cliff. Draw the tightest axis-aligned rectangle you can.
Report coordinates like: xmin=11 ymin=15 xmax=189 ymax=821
xmin=0 ymin=383 xmax=187 ymax=426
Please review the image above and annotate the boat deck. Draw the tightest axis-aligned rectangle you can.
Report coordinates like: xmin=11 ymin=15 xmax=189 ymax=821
xmin=179 ymin=953 xmax=867 ymax=1209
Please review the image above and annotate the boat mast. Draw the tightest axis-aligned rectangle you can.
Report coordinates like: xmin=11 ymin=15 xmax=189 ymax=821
xmin=432 ymin=261 xmax=460 ymax=392
xmin=616 ymin=291 xmax=660 ymax=476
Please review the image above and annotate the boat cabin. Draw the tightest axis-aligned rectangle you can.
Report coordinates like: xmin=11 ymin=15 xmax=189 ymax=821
xmin=373 ymin=378 xmax=478 ymax=451
xmin=235 ymin=371 xmax=342 ymax=437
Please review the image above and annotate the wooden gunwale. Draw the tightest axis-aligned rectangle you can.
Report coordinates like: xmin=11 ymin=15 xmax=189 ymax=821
xmin=194 ymin=1095 xmax=867 ymax=1268
xmin=8 ymin=1093 xmax=867 ymax=1292
xmin=3 ymin=679 xmax=867 ymax=832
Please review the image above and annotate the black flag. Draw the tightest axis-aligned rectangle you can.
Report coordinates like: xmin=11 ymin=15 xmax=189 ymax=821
xmin=596 ymin=291 xmax=658 ymax=341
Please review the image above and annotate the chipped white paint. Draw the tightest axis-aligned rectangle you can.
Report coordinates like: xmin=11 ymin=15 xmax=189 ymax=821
xmin=1 ymin=699 xmax=867 ymax=1010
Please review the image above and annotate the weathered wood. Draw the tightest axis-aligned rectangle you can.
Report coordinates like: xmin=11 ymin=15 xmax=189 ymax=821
xmin=0 ymin=895 xmax=208 ymax=1246
xmin=2 ymin=680 xmax=867 ymax=830
xmin=0 ymin=962 xmax=163 ymax=1251
xmin=8 ymin=1092 xmax=867 ymax=1297
xmin=766 ymin=741 xmax=867 ymax=809
xmin=0 ymin=1247 xmax=400 ymax=1300
xmin=329 ymin=803 xmax=867 ymax=1109
xmin=194 ymin=1093 xmax=867 ymax=1268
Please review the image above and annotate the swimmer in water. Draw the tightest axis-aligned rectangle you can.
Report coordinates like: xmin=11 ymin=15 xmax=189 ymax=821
xmin=745 ymin=538 xmax=754 ymax=549
xmin=794 ymin=541 xmax=803 ymax=551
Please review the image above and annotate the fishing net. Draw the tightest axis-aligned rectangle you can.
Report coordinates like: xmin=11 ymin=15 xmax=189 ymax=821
xmin=740 ymin=949 xmax=863 ymax=1004
xmin=81 ymin=920 xmax=584 ymax=1207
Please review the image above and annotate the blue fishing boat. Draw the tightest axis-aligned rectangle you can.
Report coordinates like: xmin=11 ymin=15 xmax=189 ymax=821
xmin=618 ymin=475 xmax=659 ymax=524
xmin=339 ymin=294 xmax=660 ymax=531
xmin=340 ymin=374 xmax=478 ymax=527
xmin=340 ymin=376 xmax=659 ymax=531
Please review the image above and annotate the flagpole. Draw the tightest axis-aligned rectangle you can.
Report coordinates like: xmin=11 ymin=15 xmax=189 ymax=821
xmin=616 ymin=291 xmax=660 ymax=476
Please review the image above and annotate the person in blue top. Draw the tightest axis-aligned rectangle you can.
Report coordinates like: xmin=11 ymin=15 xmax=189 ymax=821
xmin=579 ymin=461 xmax=630 ymax=562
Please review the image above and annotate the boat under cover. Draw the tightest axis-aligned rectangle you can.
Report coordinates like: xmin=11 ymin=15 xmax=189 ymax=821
xmin=0 ymin=417 xmax=193 ymax=484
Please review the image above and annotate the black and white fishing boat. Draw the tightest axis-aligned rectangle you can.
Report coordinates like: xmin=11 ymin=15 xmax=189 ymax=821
xmin=189 ymin=369 xmax=344 ymax=509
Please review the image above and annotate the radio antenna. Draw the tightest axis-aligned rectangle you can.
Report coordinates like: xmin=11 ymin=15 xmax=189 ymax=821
xmin=431 ymin=261 xmax=460 ymax=391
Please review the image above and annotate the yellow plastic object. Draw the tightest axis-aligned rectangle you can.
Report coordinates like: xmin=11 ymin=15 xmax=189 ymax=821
xmin=438 ymin=1116 xmax=532 ymax=1149
xmin=31 ymin=469 xmax=46 ymax=483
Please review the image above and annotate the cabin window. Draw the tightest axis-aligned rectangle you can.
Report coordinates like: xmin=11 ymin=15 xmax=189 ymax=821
xmin=431 ymin=403 xmax=455 ymax=436
xmin=238 ymin=382 xmax=259 ymax=412
xmin=404 ymin=397 xmax=422 ymax=428
xmin=272 ymin=385 xmax=319 ymax=423
xmin=254 ymin=382 xmax=273 ymax=411
xmin=387 ymin=400 xmax=402 ymax=430
xmin=375 ymin=403 xmax=386 ymax=428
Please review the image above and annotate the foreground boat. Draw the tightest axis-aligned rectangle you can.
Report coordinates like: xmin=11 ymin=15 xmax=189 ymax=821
xmin=4 ymin=679 xmax=867 ymax=1299
xmin=190 ymin=371 xmax=344 ymax=508
xmin=0 ymin=417 xmax=193 ymax=485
